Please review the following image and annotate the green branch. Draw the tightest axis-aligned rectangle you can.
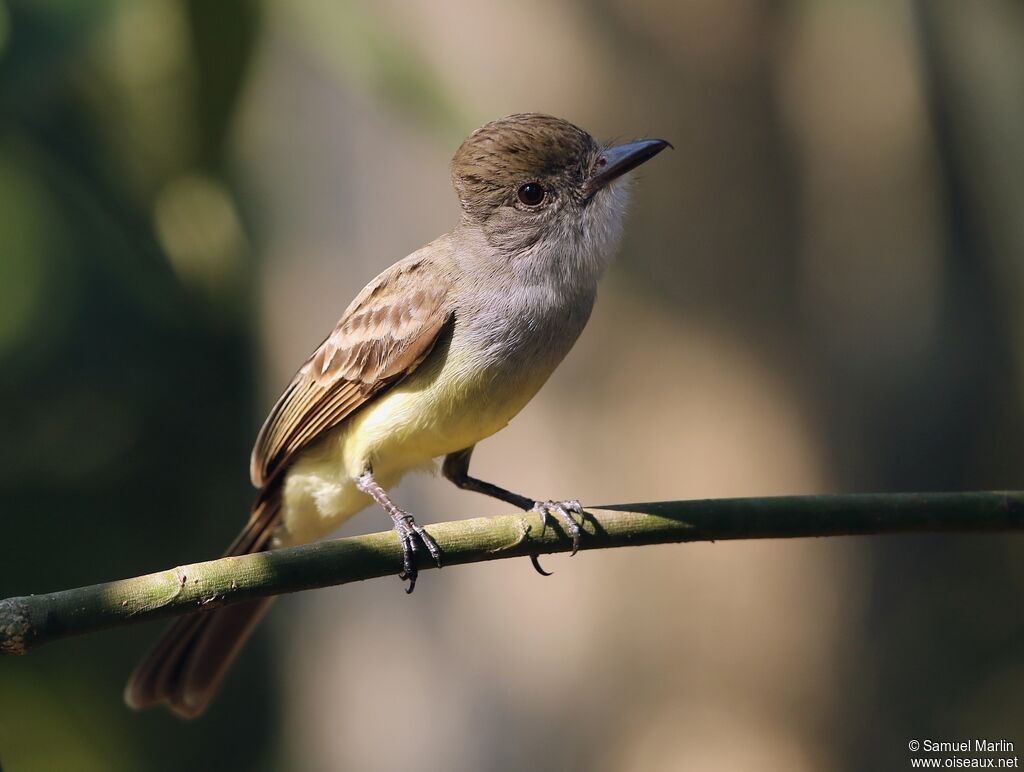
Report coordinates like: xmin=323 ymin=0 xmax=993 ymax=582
xmin=2 ymin=492 xmax=1022 ymax=655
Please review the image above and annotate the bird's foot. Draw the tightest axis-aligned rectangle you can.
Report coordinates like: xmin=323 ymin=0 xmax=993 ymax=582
xmin=390 ymin=510 xmax=442 ymax=594
xmin=532 ymin=499 xmax=586 ymax=556
xmin=355 ymin=470 xmax=442 ymax=593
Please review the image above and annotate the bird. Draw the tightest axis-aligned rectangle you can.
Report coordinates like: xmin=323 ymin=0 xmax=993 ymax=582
xmin=124 ymin=113 xmax=668 ymax=718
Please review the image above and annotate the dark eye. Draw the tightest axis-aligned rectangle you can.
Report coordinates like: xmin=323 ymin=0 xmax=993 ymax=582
xmin=517 ymin=182 xmax=546 ymax=207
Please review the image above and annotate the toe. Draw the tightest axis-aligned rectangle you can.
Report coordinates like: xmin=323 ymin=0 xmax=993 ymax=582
xmin=416 ymin=527 xmax=443 ymax=567
xmin=531 ymin=501 xmax=552 ymax=534
xmin=550 ymin=503 xmax=582 ymax=555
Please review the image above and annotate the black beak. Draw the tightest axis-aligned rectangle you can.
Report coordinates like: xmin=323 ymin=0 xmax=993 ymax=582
xmin=584 ymin=138 xmax=671 ymax=196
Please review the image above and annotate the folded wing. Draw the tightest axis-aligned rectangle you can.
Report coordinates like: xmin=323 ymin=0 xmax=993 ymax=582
xmin=250 ymin=254 xmax=452 ymax=488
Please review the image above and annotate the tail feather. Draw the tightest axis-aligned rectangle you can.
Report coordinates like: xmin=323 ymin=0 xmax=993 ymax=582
xmin=124 ymin=487 xmax=282 ymax=719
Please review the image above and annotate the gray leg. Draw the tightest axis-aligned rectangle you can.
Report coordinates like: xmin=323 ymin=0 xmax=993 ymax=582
xmin=442 ymin=447 xmax=586 ymax=555
xmin=355 ymin=470 xmax=442 ymax=593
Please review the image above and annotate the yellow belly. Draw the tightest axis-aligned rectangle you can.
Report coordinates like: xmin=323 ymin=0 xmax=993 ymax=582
xmin=279 ymin=347 xmax=543 ymax=545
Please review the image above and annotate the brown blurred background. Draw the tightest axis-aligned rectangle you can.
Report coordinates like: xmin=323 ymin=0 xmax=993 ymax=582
xmin=1 ymin=1 xmax=1023 ymax=770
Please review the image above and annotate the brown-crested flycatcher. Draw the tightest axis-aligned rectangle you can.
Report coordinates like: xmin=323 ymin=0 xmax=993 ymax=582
xmin=125 ymin=113 xmax=669 ymax=718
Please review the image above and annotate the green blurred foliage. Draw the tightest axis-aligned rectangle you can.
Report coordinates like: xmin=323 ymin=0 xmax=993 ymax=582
xmin=0 ymin=1 xmax=276 ymax=769
xmin=0 ymin=0 xmax=1021 ymax=769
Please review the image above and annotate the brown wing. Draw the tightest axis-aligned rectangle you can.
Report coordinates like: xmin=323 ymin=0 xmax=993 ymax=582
xmin=250 ymin=254 xmax=451 ymax=487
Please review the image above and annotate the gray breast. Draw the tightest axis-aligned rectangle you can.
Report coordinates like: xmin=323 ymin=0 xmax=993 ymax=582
xmin=456 ymin=281 xmax=596 ymax=380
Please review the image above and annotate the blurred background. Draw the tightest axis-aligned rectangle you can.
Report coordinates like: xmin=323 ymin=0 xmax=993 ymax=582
xmin=1 ymin=0 xmax=1022 ymax=769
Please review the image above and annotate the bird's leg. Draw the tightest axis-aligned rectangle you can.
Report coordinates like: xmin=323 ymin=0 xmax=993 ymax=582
xmin=442 ymin=448 xmax=587 ymax=562
xmin=355 ymin=470 xmax=442 ymax=593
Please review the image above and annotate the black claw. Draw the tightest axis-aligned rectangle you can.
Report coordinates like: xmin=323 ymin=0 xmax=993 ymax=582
xmin=391 ymin=512 xmax=442 ymax=594
xmin=531 ymin=500 xmax=586 ymax=556
xmin=551 ymin=503 xmax=582 ymax=556
xmin=401 ymin=560 xmax=417 ymax=594
xmin=530 ymin=553 xmax=553 ymax=576
xmin=565 ymin=524 xmax=581 ymax=556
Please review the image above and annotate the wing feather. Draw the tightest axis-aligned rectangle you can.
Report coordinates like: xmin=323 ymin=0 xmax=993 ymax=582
xmin=250 ymin=254 xmax=451 ymax=487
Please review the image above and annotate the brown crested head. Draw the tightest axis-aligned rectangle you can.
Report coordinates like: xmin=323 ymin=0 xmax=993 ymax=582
xmin=449 ymin=114 xmax=669 ymax=261
xmin=450 ymin=114 xmax=600 ymax=223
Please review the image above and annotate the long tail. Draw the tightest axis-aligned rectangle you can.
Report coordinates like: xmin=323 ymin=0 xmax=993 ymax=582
xmin=124 ymin=486 xmax=282 ymax=719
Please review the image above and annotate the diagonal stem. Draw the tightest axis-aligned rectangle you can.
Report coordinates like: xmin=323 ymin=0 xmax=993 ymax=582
xmin=1 ymin=492 xmax=1022 ymax=656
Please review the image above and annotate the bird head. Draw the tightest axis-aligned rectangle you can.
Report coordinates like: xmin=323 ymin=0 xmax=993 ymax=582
xmin=450 ymin=114 xmax=669 ymax=278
